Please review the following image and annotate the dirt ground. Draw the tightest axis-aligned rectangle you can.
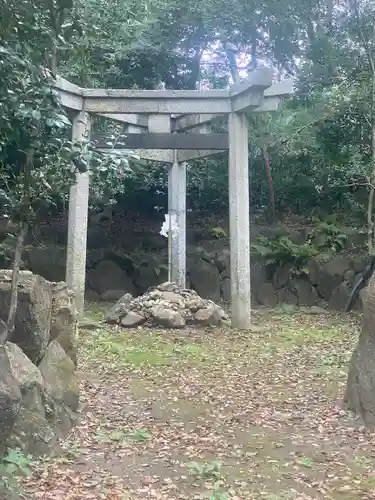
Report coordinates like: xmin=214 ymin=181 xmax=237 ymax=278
xmin=21 ymin=306 xmax=375 ymax=500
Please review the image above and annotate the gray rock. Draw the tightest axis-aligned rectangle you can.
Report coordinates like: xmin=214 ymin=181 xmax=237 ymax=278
xmin=120 ymin=311 xmax=146 ymax=327
xmin=159 ymin=291 xmax=184 ymax=303
xmin=6 ymin=406 xmax=60 ymax=456
xmin=5 ymin=342 xmax=43 ymax=388
xmin=292 ymin=279 xmax=318 ymax=307
xmin=38 ymin=341 xmax=79 ymax=411
xmin=323 ymin=255 xmax=352 ymax=276
xmin=85 ymin=288 xmax=100 ymax=302
xmin=305 ymin=259 xmax=321 ymax=285
xmin=189 ymin=259 xmax=221 ymax=301
xmin=329 ymin=282 xmax=351 ymax=311
xmin=0 ymin=271 xmax=52 ymax=363
xmin=20 ymin=382 xmax=45 ymax=415
xmin=50 ymin=282 xmax=78 ymax=365
xmin=277 ymin=287 xmax=298 ymax=306
xmin=216 ymin=249 xmax=230 ymax=276
xmin=42 ymin=390 xmax=77 ymax=437
xmin=151 ymin=306 xmax=185 ymax=328
xmin=257 ymin=282 xmax=278 ymax=308
xmin=273 ymin=263 xmax=294 ymax=289
xmin=134 ymin=262 xmax=167 ymax=294
xmin=100 ymin=289 xmax=128 ymax=302
xmin=316 ymin=270 xmax=343 ymax=301
xmin=0 ymin=346 xmax=22 ymax=455
xmin=0 ymin=318 xmax=8 ymax=345
xmin=352 ymin=255 xmax=371 ymax=274
xmin=105 ymin=292 xmax=133 ymax=323
xmin=195 ymin=305 xmax=224 ymax=326
xmin=250 ymin=259 xmax=268 ymax=302
xmin=220 ymin=277 xmax=231 ymax=301
xmin=344 ymin=269 xmax=356 ymax=283
xmin=25 ymin=246 xmax=66 ymax=283
xmin=88 ymin=260 xmax=136 ymax=296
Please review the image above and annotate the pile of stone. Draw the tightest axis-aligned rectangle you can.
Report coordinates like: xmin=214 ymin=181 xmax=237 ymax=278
xmin=0 ymin=271 xmax=79 ymax=462
xmin=106 ymin=281 xmax=229 ymax=328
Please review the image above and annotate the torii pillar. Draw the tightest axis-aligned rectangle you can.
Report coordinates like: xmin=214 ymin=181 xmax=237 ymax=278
xmin=228 ymin=111 xmax=251 ymax=329
xmin=147 ymin=114 xmax=187 ymax=288
xmin=66 ymin=111 xmax=91 ymax=316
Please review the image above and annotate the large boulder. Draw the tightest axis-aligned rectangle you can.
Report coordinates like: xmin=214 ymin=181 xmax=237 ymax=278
xmin=0 ymin=347 xmax=22 ymax=455
xmin=273 ymin=263 xmax=294 ymax=289
xmin=292 ymin=279 xmax=319 ymax=307
xmin=328 ymin=282 xmax=351 ymax=311
xmin=100 ymin=289 xmax=128 ymax=301
xmin=345 ymin=270 xmax=375 ymax=428
xmin=88 ymin=260 xmax=136 ymax=296
xmin=316 ymin=255 xmax=352 ymax=301
xmin=38 ymin=341 xmax=79 ymax=411
xmin=6 ymin=406 xmax=60 ymax=456
xmin=251 ymin=259 xmax=268 ymax=302
xmin=4 ymin=342 xmax=43 ymax=389
xmin=257 ymin=282 xmax=278 ymax=307
xmin=220 ymin=277 xmax=231 ymax=301
xmin=24 ymin=246 xmax=66 ymax=283
xmin=277 ymin=287 xmax=298 ymax=306
xmin=105 ymin=292 xmax=133 ymax=323
xmin=0 ymin=271 xmax=52 ymax=363
xmin=0 ymin=273 xmax=79 ymax=459
xmin=189 ymin=259 xmax=221 ymax=301
xmin=216 ymin=249 xmax=230 ymax=276
xmin=134 ymin=261 xmax=168 ymax=294
xmin=50 ymin=282 xmax=78 ymax=365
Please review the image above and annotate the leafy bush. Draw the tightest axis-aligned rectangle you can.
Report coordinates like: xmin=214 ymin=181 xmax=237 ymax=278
xmin=309 ymin=220 xmax=348 ymax=252
xmin=0 ymin=447 xmax=34 ymax=493
xmin=0 ymin=448 xmax=33 ymax=477
xmin=251 ymin=235 xmax=318 ymax=267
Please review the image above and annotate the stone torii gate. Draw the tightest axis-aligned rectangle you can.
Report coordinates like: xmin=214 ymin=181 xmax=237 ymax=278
xmin=55 ymin=68 xmax=292 ymax=329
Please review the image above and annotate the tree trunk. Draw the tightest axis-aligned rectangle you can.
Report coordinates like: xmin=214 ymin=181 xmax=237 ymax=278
xmin=262 ymin=145 xmax=276 ymax=223
xmin=5 ymin=221 xmax=27 ymax=343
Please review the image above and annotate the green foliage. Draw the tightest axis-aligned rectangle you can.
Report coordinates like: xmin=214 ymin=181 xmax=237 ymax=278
xmin=95 ymin=427 xmax=151 ymax=443
xmin=251 ymin=235 xmax=318 ymax=267
xmin=252 ymin=218 xmax=350 ymax=269
xmin=309 ymin=220 xmax=348 ymax=253
xmin=209 ymin=481 xmax=231 ymax=500
xmin=0 ymin=448 xmax=34 ymax=483
xmin=128 ymin=429 xmax=152 ymax=442
xmin=210 ymin=227 xmax=227 ymax=239
xmin=186 ymin=460 xmax=223 ymax=480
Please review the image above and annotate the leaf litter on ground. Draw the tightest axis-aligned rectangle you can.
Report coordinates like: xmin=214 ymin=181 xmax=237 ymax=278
xmin=21 ymin=307 xmax=375 ymax=499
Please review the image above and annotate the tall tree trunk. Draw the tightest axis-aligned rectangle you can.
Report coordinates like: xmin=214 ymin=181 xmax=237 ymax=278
xmin=5 ymin=153 xmax=32 ymax=343
xmin=5 ymin=222 xmax=27 ymax=342
xmin=262 ymin=144 xmax=276 ymax=223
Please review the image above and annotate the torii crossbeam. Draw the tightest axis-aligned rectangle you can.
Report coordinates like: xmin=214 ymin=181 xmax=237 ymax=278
xmin=55 ymin=69 xmax=293 ymax=329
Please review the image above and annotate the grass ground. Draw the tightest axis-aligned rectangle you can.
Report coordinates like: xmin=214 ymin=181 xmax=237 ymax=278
xmin=22 ymin=306 xmax=375 ymax=500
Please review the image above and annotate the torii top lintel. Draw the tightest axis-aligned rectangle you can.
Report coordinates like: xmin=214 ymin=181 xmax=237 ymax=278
xmin=55 ymin=68 xmax=293 ymax=117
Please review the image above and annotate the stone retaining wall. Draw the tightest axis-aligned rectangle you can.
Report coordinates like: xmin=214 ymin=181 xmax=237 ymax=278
xmin=16 ymin=240 xmax=369 ymax=311
xmin=5 ymin=221 xmax=368 ymax=310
